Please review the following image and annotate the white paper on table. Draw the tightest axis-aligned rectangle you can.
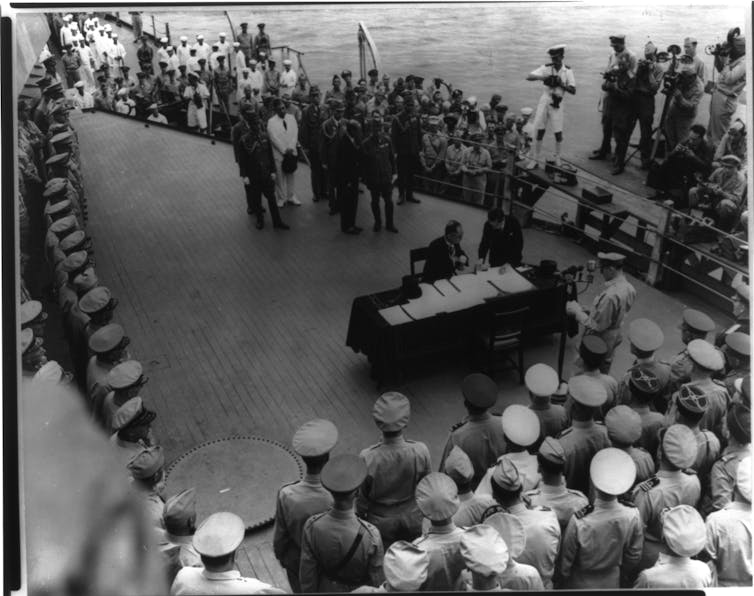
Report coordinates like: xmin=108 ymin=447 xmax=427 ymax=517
xmin=379 ymin=305 xmax=413 ymax=326
xmin=486 ymin=268 xmax=536 ymax=294
xmin=432 ymin=279 xmax=460 ymax=297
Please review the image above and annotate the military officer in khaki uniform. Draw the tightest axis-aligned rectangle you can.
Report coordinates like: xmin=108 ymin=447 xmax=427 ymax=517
xmin=569 ymin=336 xmax=618 ymax=420
xmin=669 ymin=308 xmax=716 ymax=392
xmin=476 ymin=405 xmax=540 ymax=496
xmin=273 ymin=419 xmax=337 ymax=592
xmin=412 ymin=473 xmax=466 ymax=591
xmin=634 ymin=505 xmax=713 ymax=588
xmin=558 ymin=375 xmax=611 ymax=495
xmin=524 ymin=437 xmax=589 ymax=530
xmin=525 ymin=363 xmax=567 ymax=439
xmin=616 ymin=318 xmax=672 ymax=411
xmin=484 ymin=513 xmax=545 ymax=590
xmin=483 ymin=458 xmax=560 ymax=588
xmin=98 ymin=359 xmax=148 ymax=433
xmin=20 ymin=328 xmax=47 ymax=379
xmin=631 ymin=424 xmax=700 ymax=573
xmin=358 ymin=392 xmax=431 ymax=546
xmin=110 ymin=396 xmax=157 ymax=468
xmin=665 ymin=339 xmax=729 ymax=443
xmin=716 ymin=280 xmax=750 ymax=345
xmin=704 ymin=403 xmax=750 ymax=514
xmin=705 ymin=456 xmax=752 ymax=587
xmin=128 ymin=445 xmax=167 ymax=530
xmin=560 ymin=448 xmax=643 ymax=588
xmin=624 ymin=367 xmax=665 ymax=455
xmin=19 ymin=300 xmax=48 ymax=338
xmin=171 ymin=512 xmax=285 ymax=595
xmin=299 ymin=454 xmax=384 ymax=592
xmin=443 ymin=446 xmax=495 ymax=529
xmin=158 ymin=488 xmax=202 ymax=585
xmin=458 ymin=524 xmax=509 ymax=591
xmin=605 ymin=405 xmax=655 ymax=486
xmin=87 ymin=323 xmax=130 ymax=408
xmin=566 ymin=252 xmax=637 ymax=373
xmin=721 ymin=332 xmax=750 ymax=395
xmin=439 ymin=373 xmax=506 ymax=490
xmin=352 ymin=540 xmax=429 ymax=593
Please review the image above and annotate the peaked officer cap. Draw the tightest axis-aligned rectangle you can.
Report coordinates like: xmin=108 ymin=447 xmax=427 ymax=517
xmin=383 ymin=541 xmax=430 ymax=592
xmin=415 ymin=473 xmax=459 ymax=521
xmin=443 ymin=446 xmax=474 ymax=485
xmin=45 ymin=153 xmax=70 ymax=168
xmin=737 ymin=456 xmax=751 ymax=502
xmin=72 ymin=268 xmax=98 ymax=294
xmin=538 ymin=437 xmax=566 ymax=465
xmin=460 ymin=525 xmax=509 ymax=577
xmin=662 ymin=505 xmax=706 ymax=557
xmin=19 ymin=300 xmax=44 ymax=326
xmin=88 ymin=323 xmax=126 ymax=353
xmin=682 ymin=308 xmax=715 ymax=333
xmin=20 ymin=328 xmax=35 ymax=353
xmin=78 ymin=286 xmax=112 ymax=314
xmin=597 ymin=251 xmax=626 ymax=264
xmin=609 ymin=34 xmax=626 ymax=43
xmin=605 ymin=405 xmax=642 ymax=445
xmin=107 ymin=360 xmax=144 ymax=390
xmin=568 ymin=375 xmax=607 ymax=407
xmin=461 ymin=373 xmax=498 ymax=408
xmin=580 ymin=335 xmax=608 ymax=358
xmin=628 ymin=318 xmax=664 ymax=352
xmin=193 ymin=512 xmax=245 ymax=556
xmin=524 ymin=363 xmax=559 ymax=396
xmin=492 ymin=458 xmax=521 ymax=491
xmin=501 ymin=405 xmax=540 ymax=447
xmin=520 ymin=106 xmax=533 ymax=116
xmin=33 ymin=360 xmax=64 ymax=383
xmin=112 ymin=397 xmax=149 ymax=431
xmin=590 ymin=448 xmax=636 ymax=495
xmin=292 ymin=419 xmax=338 ymax=457
xmin=372 ymin=392 xmax=410 ymax=431
xmin=321 ymin=454 xmax=366 ymax=493
xmin=662 ymin=424 xmax=698 ymax=469
xmin=59 ymin=230 xmax=86 ymax=253
xmin=58 ymin=250 xmax=87 ymax=273
xmin=164 ymin=488 xmax=197 ymax=527
xmin=45 ymin=199 xmax=72 ymax=217
xmin=127 ymin=445 xmax=164 ymax=479
xmin=733 ymin=280 xmax=750 ymax=301
xmin=43 ymin=178 xmax=68 ymax=198
xmin=49 ymin=215 xmax=78 ymax=236
xmin=484 ymin=511 xmax=526 ymax=559
xmin=629 ymin=366 xmax=661 ymax=395
xmin=725 ymin=332 xmax=750 ymax=357
xmin=547 ymin=44 xmax=566 ymax=56
xmin=687 ymin=339 xmax=724 ymax=371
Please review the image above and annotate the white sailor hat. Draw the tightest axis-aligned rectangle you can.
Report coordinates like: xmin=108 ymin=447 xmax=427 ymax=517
xmin=179 ymin=35 xmax=188 ymax=41
xmin=524 ymin=363 xmax=559 ymax=396
xmin=159 ymin=36 xmax=168 ymax=43
xmin=520 ymin=107 xmax=533 ymax=116
xmin=292 ymin=419 xmax=338 ymax=457
xmin=590 ymin=447 xmax=636 ymax=495
xmin=193 ymin=512 xmax=245 ymax=557
xmin=687 ymin=339 xmax=725 ymax=371
xmin=111 ymin=32 xmax=118 ymax=39
xmin=628 ymin=318 xmax=664 ymax=352
xmin=491 ymin=458 xmax=521 ymax=491
xmin=283 ymin=59 xmax=292 ymax=66
xmin=483 ymin=512 xmax=526 ymax=559
xmin=19 ymin=300 xmax=45 ymax=326
xmin=415 ymin=473 xmax=459 ymax=521
xmin=249 ymin=59 xmax=258 ymax=65
xmin=662 ymin=424 xmax=698 ymax=469
xmin=567 ymin=374 xmax=607 ymax=407
xmin=605 ymin=405 xmax=642 ymax=445
xmin=233 ymin=41 xmax=240 ymax=47
xmin=681 ymin=308 xmax=715 ymax=333
xmin=372 ymin=392 xmax=410 ymax=431
xmin=460 ymin=525 xmax=509 ymax=577
xmin=78 ymin=286 xmax=112 ymax=314
xmin=196 ymin=33 xmax=204 ymax=40
xmin=662 ymin=505 xmax=706 ymax=557
xmin=461 ymin=373 xmax=498 ymax=408
xmin=538 ymin=436 xmax=566 ymax=466
xmin=164 ymin=488 xmax=197 ymax=527
xmin=501 ymin=404 xmax=540 ymax=447
xmin=443 ymin=446 xmax=474 ymax=485
xmin=737 ymin=456 xmax=751 ymax=502
xmin=106 ymin=360 xmax=144 ymax=390
xmin=33 ymin=360 xmax=64 ymax=384
xmin=383 ymin=541 xmax=430 ymax=592
xmin=104 ymin=24 xmax=112 ymax=32
xmin=88 ymin=323 xmax=126 ymax=353
xmin=219 ymin=32 xmax=227 ymax=37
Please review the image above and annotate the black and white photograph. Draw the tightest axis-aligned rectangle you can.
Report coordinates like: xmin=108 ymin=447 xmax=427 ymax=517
xmin=4 ymin=1 xmax=753 ymax=594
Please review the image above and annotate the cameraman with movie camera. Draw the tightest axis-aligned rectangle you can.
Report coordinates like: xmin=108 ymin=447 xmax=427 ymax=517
xmin=601 ymin=53 xmax=637 ymax=175
xmin=706 ymin=27 xmax=746 ymax=146
xmin=633 ymin=42 xmax=664 ymax=169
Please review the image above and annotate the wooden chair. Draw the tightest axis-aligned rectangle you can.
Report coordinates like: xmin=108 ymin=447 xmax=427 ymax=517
xmin=475 ymin=305 xmax=528 ymax=382
xmin=410 ymin=247 xmax=429 ymax=280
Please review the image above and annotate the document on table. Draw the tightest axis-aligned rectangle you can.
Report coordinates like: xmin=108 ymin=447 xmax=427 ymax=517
xmin=378 ymin=305 xmax=413 ymax=326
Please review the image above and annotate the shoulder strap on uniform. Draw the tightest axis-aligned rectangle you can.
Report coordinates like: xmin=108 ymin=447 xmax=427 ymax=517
xmin=321 ymin=525 xmax=365 ymax=581
xmin=618 ymin=498 xmax=637 ymax=508
xmin=682 ymin=468 xmax=698 ymax=475
xmin=480 ymin=504 xmax=506 ymax=521
xmin=575 ymin=504 xmax=593 ymax=519
xmin=635 ymin=476 xmax=660 ymax=493
xmin=450 ymin=420 xmax=466 ymax=432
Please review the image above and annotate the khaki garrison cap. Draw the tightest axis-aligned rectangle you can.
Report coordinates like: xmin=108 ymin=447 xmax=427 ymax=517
xmin=372 ymin=392 xmax=410 ymax=431
xmin=292 ymin=419 xmax=338 ymax=457
xmin=605 ymin=405 xmax=642 ymax=445
xmin=524 ymin=363 xmax=559 ymax=396
xmin=538 ymin=437 xmax=566 ymax=465
xmin=383 ymin=541 xmax=430 ymax=592
xmin=628 ymin=318 xmax=664 ymax=352
xmin=193 ymin=512 xmax=245 ymax=557
xmin=492 ymin=458 xmax=522 ymax=491
xmin=590 ymin=448 xmax=636 ymax=495
xmin=415 ymin=473 xmax=459 ymax=521
xmin=501 ymin=405 xmax=540 ymax=447
xmin=164 ymin=488 xmax=197 ymax=527
xmin=662 ymin=505 xmax=706 ymax=557
xmin=460 ymin=525 xmax=509 ymax=577
xmin=443 ymin=446 xmax=474 ymax=485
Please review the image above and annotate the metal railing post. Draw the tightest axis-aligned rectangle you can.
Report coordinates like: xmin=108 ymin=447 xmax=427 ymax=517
xmin=151 ymin=15 xmax=156 ymax=38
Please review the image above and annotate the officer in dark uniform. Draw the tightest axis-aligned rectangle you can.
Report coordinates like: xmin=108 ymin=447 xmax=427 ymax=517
xmin=273 ymin=419 xmax=337 ymax=592
xmin=391 ymin=93 xmax=422 ymax=204
xmin=633 ymin=42 xmax=664 ymax=169
xmin=704 ymin=403 xmax=750 ymax=515
xmin=361 ymin=111 xmax=398 ymax=233
xmin=669 ymin=308 xmax=716 ymax=392
xmin=601 ymin=53 xmax=636 ymax=175
xmin=438 ymin=373 xmax=506 ymax=490
xmin=605 ymin=405 xmax=655 ymax=486
xmin=299 ymin=454 xmax=384 ymax=592
xmin=720 ymin=332 xmax=750 ymax=395
xmin=525 ymin=363 xmax=568 ymax=439
xmin=299 ymin=86 xmax=327 ymax=203
xmin=624 ymin=368 xmax=665 ymax=456
xmin=715 ymin=281 xmax=750 ymax=344
xmin=320 ymin=100 xmax=347 ymax=215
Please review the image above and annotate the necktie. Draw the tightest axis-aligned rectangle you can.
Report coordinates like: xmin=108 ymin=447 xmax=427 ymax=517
xmin=283 ymin=120 xmax=287 ymax=130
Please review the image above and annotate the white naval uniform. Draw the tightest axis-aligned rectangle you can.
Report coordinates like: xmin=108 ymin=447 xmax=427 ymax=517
xmin=530 ymin=63 xmax=576 ymax=134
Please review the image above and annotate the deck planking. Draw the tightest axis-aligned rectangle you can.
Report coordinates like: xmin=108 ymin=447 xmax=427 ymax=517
xmin=72 ymin=110 xmax=735 ymax=586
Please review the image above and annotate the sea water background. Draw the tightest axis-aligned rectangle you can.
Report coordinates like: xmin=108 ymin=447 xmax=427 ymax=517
xmin=151 ymin=2 xmax=746 ymax=153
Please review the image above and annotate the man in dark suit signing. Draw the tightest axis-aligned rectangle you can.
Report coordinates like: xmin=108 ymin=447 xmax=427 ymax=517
xmin=422 ymin=220 xmax=469 ymax=283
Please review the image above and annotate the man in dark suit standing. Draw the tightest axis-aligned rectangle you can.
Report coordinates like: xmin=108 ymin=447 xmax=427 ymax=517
xmin=478 ymin=207 xmax=524 ymax=267
xmin=391 ymin=93 xmax=422 ymax=204
xmin=422 ymin=220 xmax=469 ymax=283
